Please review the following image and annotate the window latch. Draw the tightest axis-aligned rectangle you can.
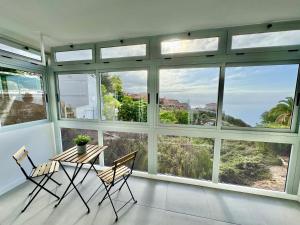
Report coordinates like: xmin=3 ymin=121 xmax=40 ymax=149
xmin=296 ymin=93 xmax=300 ymax=106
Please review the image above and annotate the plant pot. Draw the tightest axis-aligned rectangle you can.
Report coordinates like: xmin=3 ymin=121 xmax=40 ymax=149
xmin=77 ymin=144 xmax=87 ymax=155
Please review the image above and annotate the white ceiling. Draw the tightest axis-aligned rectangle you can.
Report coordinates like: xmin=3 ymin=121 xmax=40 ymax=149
xmin=0 ymin=0 xmax=300 ymax=50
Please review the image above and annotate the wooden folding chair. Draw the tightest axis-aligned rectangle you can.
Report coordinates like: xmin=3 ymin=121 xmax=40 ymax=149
xmin=97 ymin=151 xmax=138 ymax=222
xmin=12 ymin=146 xmax=61 ymax=213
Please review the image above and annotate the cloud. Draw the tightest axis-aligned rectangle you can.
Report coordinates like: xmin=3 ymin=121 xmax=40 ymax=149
xmin=232 ymin=30 xmax=300 ymax=49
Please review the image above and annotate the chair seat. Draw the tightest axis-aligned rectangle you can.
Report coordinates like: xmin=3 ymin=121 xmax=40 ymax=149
xmin=98 ymin=165 xmax=130 ymax=184
xmin=31 ymin=161 xmax=60 ymax=178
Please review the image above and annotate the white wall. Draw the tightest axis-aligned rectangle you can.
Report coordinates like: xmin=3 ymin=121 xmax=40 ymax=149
xmin=0 ymin=122 xmax=56 ymax=195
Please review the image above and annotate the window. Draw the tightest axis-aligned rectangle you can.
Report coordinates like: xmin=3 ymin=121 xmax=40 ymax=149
xmin=161 ymin=37 xmax=219 ymax=55
xmin=103 ymin=131 xmax=148 ymax=171
xmin=100 ymin=44 xmax=146 ymax=59
xmin=58 ymin=73 xmax=97 ymax=119
xmin=158 ymin=135 xmax=214 ymax=180
xmin=231 ymin=30 xmax=300 ymax=49
xmin=220 ymin=140 xmax=291 ymax=192
xmin=55 ymin=49 xmax=93 ymax=62
xmin=0 ymin=43 xmax=41 ymax=61
xmin=101 ymin=70 xmax=148 ymax=122
xmin=159 ymin=67 xmax=219 ymax=126
xmin=222 ymin=64 xmax=299 ymax=129
xmin=0 ymin=67 xmax=47 ymax=126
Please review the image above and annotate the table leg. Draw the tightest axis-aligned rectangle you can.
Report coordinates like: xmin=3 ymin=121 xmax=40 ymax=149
xmin=55 ymin=162 xmax=90 ymax=213
xmin=79 ymin=155 xmax=99 ymax=184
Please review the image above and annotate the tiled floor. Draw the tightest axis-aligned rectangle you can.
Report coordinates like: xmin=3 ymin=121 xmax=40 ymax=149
xmin=1 ymin=167 xmax=300 ymax=225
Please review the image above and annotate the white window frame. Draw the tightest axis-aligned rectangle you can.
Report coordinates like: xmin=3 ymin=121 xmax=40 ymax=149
xmin=154 ymin=30 xmax=227 ymax=59
xmin=96 ymin=38 xmax=149 ymax=63
xmin=0 ymin=37 xmax=42 ymax=64
xmin=55 ymin=71 xmax=99 ymax=122
xmin=0 ymin=62 xmax=49 ymax=129
xmin=49 ymin=20 xmax=300 ymax=197
xmin=52 ymin=43 xmax=95 ymax=65
xmin=221 ymin=61 xmax=300 ymax=133
xmin=227 ymin=21 xmax=300 ymax=54
xmin=98 ymin=67 xmax=150 ymax=125
xmin=157 ymin=63 xmax=222 ymax=129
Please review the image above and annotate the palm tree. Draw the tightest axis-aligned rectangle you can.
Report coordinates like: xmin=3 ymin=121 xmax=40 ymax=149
xmin=262 ymin=97 xmax=294 ymax=126
xmin=274 ymin=97 xmax=294 ymax=126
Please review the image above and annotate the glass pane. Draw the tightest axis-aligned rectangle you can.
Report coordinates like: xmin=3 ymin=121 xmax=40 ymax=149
xmin=158 ymin=135 xmax=214 ymax=180
xmin=161 ymin=37 xmax=219 ymax=54
xmin=101 ymin=70 xmax=147 ymax=122
xmin=0 ymin=67 xmax=47 ymax=126
xmin=220 ymin=140 xmax=291 ymax=192
xmin=232 ymin=30 xmax=300 ymax=49
xmin=61 ymin=128 xmax=98 ymax=151
xmin=55 ymin=49 xmax=93 ymax=62
xmin=0 ymin=43 xmax=41 ymax=61
xmin=58 ymin=73 xmax=97 ymax=119
xmin=223 ymin=65 xmax=298 ymax=128
xmin=159 ymin=67 xmax=219 ymax=126
xmin=103 ymin=131 xmax=148 ymax=171
xmin=101 ymin=44 xmax=146 ymax=59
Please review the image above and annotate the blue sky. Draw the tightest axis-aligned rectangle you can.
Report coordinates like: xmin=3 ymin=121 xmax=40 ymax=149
xmin=223 ymin=64 xmax=298 ymax=126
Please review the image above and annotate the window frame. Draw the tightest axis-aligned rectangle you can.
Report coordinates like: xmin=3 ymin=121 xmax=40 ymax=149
xmin=155 ymin=30 xmax=227 ymax=59
xmin=0 ymin=64 xmax=49 ymax=128
xmin=96 ymin=38 xmax=149 ymax=63
xmin=157 ymin=133 xmax=215 ymax=181
xmin=0 ymin=37 xmax=42 ymax=64
xmin=98 ymin=67 xmax=150 ymax=125
xmin=52 ymin=44 xmax=95 ymax=65
xmin=102 ymin=129 xmax=149 ymax=172
xmin=157 ymin=63 xmax=222 ymax=129
xmin=50 ymin=20 xmax=300 ymax=197
xmin=55 ymin=70 xmax=100 ymax=122
xmin=219 ymin=138 xmax=293 ymax=192
xmin=221 ymin=61 xmax=300 ymax=133
xmin=227 ymin=22 xmax=300 ymax=54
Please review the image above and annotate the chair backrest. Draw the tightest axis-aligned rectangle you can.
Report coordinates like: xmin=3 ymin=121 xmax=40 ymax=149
xmin=112 ymin=151 xmax=138 ymax=182
xmin=12 ymin=146 xmax=35 ymax=178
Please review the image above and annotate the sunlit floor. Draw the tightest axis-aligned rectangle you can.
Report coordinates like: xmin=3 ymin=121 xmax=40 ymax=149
xmin=1 ymin=167 xmax=300 ymax=225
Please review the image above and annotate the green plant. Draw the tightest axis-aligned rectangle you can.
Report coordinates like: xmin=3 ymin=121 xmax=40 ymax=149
xmin=73 ymin=134 xmax=91 ymax=146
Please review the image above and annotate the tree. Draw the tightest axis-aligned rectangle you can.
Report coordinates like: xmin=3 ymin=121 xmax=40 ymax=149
xmin=160 ymin=110 xmax=177 ymax=123
xmin=174 ymin=110 xmax=189 ymax=124
xmin=261 ymin=97 xmax=294 ymax=127
xmin=118 ymin=96 xmax=147 ymax=122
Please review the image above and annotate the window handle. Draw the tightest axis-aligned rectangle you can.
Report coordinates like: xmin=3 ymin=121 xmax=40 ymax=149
xmin=147 ymin=93 xmax=150 ymax=104
xmin=56 ymin=93 xmax=60 ymax=102
xmin=156 ymin=93 xmax=159 ymax=104
xmin=45 ymin=93 xmax=48 ymax=103
xmin=296 ymin=93 xmax=300 ymax=106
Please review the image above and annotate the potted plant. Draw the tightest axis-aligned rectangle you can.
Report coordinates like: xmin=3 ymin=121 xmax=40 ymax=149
xmin=74 ymin=134 xmax=91 ymax=154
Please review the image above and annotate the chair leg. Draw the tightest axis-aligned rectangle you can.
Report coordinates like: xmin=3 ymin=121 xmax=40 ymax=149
xmin=124 ymin=178 xmax=137 ymax=203
xmin=29 ymin=174 xmax=60 ymax=200
xmin=103 ymin=185 xmax=118 ymax=221
xmin=46 ymin=174 xmax=62 ymax=186
xmin=98 ymin=188 xmax=109 ymax=206
xmin=28 ymin=175 xmax=47 ymax=196
xmin=22 ymin=174 xmax=57 ymax=213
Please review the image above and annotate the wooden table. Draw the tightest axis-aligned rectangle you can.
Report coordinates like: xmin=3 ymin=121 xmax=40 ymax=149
xmin=52 ymin=144 xmax=107 ymax=213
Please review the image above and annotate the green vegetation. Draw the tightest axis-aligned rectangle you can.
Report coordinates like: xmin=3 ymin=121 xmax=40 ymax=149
xmin=100 ymin=74 xmax=292 ymax=191
xmin=103 ymin=132 xmax=148 ymax=171
xmin=73 ymin=134 xmax=91 ymax=146
xmin=158 ymin=136 xmax=213 ymax=180
xmin=101 ymin=74 xmax=147 ymax=122
xmin=261 ymin=97 xmax=294 ymax=128
xmin=219 ymin=141 xmax=288 ymax=186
